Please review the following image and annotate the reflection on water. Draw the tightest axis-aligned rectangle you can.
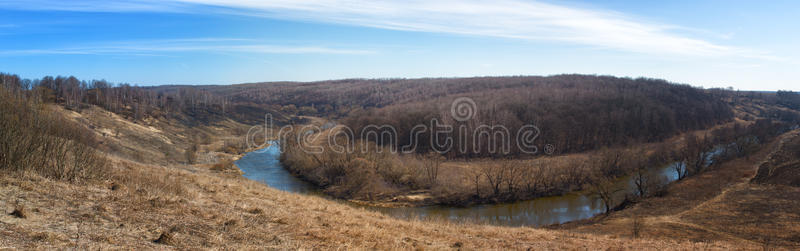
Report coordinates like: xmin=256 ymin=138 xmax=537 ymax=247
xmin=370 ymin=192 xmax=608 ymax=226
xmin=236 ymin=141 xmax=696 ymax=227
xmin=236 ymin=143 xmax=319 ymax=195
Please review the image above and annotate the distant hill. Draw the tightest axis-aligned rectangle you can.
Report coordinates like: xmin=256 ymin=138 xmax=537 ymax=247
xmin=170 ymin=75 xmax=740 ymax=155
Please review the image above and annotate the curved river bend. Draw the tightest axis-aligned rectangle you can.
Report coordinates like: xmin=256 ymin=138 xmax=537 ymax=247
xmin=236 ymin=141 xmax=687 ymax=227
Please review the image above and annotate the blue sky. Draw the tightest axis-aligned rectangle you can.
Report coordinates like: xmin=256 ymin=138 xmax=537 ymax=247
xmin=0 ymin=0 xmax=797 ymax=90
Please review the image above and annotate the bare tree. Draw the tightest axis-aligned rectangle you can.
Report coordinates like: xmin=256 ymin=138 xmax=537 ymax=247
xmin=470 ymin=168 xmax=482 ymax=198
xmin=630 ymin=151 xmax=650 ymax=198
xmin=591 ymin=175 xmax=620 ymax=214
xmin=522 ymin=163 xmax=541 ymax=195
xmin=421 ymin=152 xmax=442 ymax=188
xmin=502 ymin=159 xmax=521 ymax=196
xmin=597 ymin=149 xmax=625 ymax=177
xmin=682 ymin=134 xmax=713 ymax=177
xmin=633 ymin=168 xmax=649 ymax=198
xmin=481 ymin=164 xmax=506 ymax=197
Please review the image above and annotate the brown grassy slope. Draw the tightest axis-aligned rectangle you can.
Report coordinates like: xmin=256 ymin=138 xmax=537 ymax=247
xmin=58 ymin=105 xmax=250 ymax=166
xmin=752 ymin=134 xmax=800 ymax=186
xmin=0 ymin=158 xmax=755 ymax=250
xmin=560 ymin=129 xmax=800 ymax=249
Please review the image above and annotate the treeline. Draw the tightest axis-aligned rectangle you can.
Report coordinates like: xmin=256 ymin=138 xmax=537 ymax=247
xmin=0 ymin=73 xmax=234 ymax=122
xmin=0 ymin=72 xmax=292 ymax=126
xmin=343 ymin=75 xmax=734 ymax=157
xmin=776 ymin=90 xmax=800 ymax=110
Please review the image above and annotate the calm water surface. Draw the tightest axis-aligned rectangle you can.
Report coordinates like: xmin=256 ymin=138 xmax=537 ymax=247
xmin=236 ymin=141 xmax=692 ymax=227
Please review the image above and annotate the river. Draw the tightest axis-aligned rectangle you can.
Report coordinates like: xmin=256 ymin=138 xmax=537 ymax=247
xmin=236 ymin=141 xmax=693 ymax=227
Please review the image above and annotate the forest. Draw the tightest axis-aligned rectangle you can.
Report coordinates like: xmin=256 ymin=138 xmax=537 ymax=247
xmin=339 ymin=75 xmax=735 ymax=157
xmin=154 ymin=74 xmax=739 ymax=156
xmin=270 ymin=75 xmax=800 ymax=205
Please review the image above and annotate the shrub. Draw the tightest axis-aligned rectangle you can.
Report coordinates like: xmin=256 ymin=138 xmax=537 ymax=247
xmin=0 ymin=87 xmax=108 ymax=182
xmin=211 ymin=159 xmax=235 ymax=172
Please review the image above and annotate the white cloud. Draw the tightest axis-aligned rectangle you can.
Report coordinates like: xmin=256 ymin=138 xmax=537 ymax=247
xmin=0 ymin=38 xmax=373 ymax=56
xmin=171 ymin=0 xmax=772 ymax=58
xmin=0 ymin=0 xmax=774 ymax=59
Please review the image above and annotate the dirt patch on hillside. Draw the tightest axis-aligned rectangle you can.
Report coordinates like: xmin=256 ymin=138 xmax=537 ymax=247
xmin=752 ymin=133 xmax=800 ymax=186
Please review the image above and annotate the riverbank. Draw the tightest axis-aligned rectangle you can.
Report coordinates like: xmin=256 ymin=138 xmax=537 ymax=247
xmin=555 ymin=129 xmax=800 ymax=249
xmin=239 ymin=140 xmax=683 ymax=226
xmin=275 ymin=118 xmax=738 ymax=209
xmin=264 ymin=111 xmax=797 ymax=228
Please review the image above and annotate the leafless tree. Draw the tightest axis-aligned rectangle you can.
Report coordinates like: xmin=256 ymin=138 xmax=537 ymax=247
xmin=683 ymin=134 xmax=713 ymax=177
xmin=421 ymin=152 xmax=442 ymax=188
xmin=481 ymin=164 xmax=506 ymax=197
xmin=521 ymin=164 xmax=542 ymax=195
xmin=470 ymin=168 xmax=483 ymax=198
xmin=591 ymin=175 xmax=621 ymax=214
xmin=502 ymin=159 xmax=521 ymax=196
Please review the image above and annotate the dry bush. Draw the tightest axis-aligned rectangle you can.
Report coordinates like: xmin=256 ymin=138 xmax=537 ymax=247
xmin=0 ymin=87 xmax=108 ymax=182
xmin=280 ymin=132 xmax=411 ymax=199
xmin=419 ymin=153 xmax=442 ymax=188
xmin=211 ymin=159 xmax=235 ymax=172
xmin=188 ymin=128 xmax=215 ymax=145
xmin=185 ymin=144 xmax=198 ymax=164
xmin=219 ymin=139 xmax=245 ymax=154
xmin=153 ymin=226 xmax=179 ymax=245
xmin=10 ymin=204 xmax=27 ymax=219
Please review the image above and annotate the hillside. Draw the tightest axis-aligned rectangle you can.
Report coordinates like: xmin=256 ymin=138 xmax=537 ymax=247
xmin=1 ymin=156 xmax=755 ymax=249
xmin=188 ymin=75 xmax=737 ymax=155
xmin=3 ymin=73 xmax=800 ymax=249
xmin=560 ymin=129 xmax=800 ymax=249
xmin=752 ymin=133 xmax=800 ymax=186
xmin=0 ymin=89 xmax=752 ymax=249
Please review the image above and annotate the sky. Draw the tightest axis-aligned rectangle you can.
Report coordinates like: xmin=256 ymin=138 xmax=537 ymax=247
xmin=0 ymin=0 xmax=797 ymax=90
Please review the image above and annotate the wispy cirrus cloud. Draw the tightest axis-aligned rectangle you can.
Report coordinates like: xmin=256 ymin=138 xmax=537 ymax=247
xmin=181 ymin=0 xmax=770 ymax=58
xmin=0 ymin=0 xmax=775 ymax=59
xmin=0 ymin=38 xmax=373 ymax=56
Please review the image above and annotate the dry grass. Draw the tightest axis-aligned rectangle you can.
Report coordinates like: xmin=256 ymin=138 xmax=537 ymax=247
xmin=57 ymin=105 xmax=250 ymax=166
xmin=9 ymin=205 xmax=26 ymax=219
xmin=560 ymin=129 xmax=800 ymax=249
xmin=0 ymin=157 xmax=756 ymax=249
